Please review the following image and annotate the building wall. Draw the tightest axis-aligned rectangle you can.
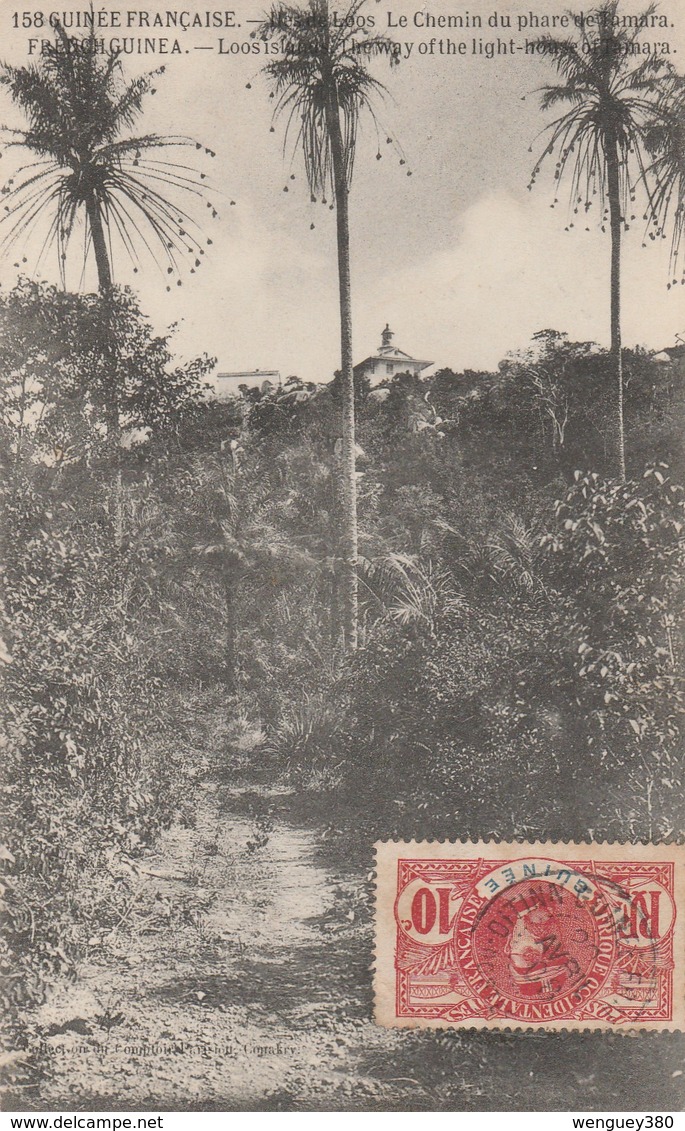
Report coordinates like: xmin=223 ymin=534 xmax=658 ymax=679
xmin=359 ymin=360 xmax=424 ymax=385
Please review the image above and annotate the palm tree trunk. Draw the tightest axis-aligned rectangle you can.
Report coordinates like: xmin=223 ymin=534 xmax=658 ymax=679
xmin=325 ymin=82 xmax=359 ymax=650
xmin=86 ymin=191 xmax=113 ymax=291
xmin=86 ymin=191 xmax=123 ymax=544
xmin=606 ymin=134 xmax=626 ymax=481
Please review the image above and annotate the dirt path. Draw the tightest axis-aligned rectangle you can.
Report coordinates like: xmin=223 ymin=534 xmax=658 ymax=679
xmin=19 ymin=782 xmax=405 ymax=1109
xmin=15 ymin=781 xmax=685 ymax=1111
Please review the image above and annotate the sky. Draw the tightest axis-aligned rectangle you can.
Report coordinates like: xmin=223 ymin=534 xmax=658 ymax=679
xmin=0 ymin=0 xmax=683 ymax=384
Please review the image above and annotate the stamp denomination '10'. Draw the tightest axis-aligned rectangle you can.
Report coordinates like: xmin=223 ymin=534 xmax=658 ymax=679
xmin=374 ymin=841 xmax=685 ymax=1030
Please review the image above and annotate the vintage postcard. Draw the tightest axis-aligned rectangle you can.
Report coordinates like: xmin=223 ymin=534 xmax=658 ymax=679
xmin=375 ymin=841 xmax=685 ymax=1031
xmin=1 ymin=0 xmax=684 ymax=1115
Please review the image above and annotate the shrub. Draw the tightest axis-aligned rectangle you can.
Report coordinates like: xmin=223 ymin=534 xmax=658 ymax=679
xmin=542 ymin=466 xmax=685 ymax=837
xmin=2 ymin=481 xmax=182 ymax=1012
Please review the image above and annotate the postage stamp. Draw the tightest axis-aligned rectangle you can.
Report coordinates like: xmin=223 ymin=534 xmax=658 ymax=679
xmin=374 ymin=841 xmax=685 ymax=1031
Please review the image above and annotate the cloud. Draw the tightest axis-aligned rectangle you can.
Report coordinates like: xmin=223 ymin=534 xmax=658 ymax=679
xmin=143 ymin=198 xmax=341 ymax=382
xmin=354 ymin=191 xmax=683 ymax=376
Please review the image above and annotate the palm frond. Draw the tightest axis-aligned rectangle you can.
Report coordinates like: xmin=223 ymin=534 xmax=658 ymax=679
xmin=643 ymin=75 xmax=685 ymax=278
xmin=259 ymin=0 xmax=395 ymax=200
xmin=361 ymin=551 xmax=465 ymax=634
xmin=486 ymin=513 xmax=547 ymax=595
xmin=528 ymin=1 xmax=672 ymax=247
xmin=0 ymin=24 xmax=217 ymax=286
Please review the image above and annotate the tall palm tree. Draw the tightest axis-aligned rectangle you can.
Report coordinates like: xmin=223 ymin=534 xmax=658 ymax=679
xmin=0 ymin=22 xmax=213 ymax=293
xmin=644 ymin=73 xmax=685 ymax=287
xmin=0 ymin=22 xmax=214 ymax=544
xmin=259 ymin=0 xmax=397 ymax=649
xmin=530 ymin=1 xmax=670 ymax=480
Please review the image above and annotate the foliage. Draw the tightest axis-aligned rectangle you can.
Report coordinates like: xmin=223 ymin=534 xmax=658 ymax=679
xmin=0 ymin=9 xmax=681 ymax=1090
xmin=0 ymin=23 xmax=214 ymax=288
xmin=259 ymin=0 xmax=397 ymax=200
xmin=542 ymin=467 xmax=685 ymax=836
xmin=223 ymin=354 xmax=685 ymax=844
xmin=2 ymin=291 xmax=684 ymax=1018
xmin=529 ymin=2 xmax=670 ymax=220
xmin=529 ymin=0 xmax=675 ymax=480
xmin=427 ymin=335 xmax=685 ymax=483
xmin=644 ymin=72 xmax=685 ymax=282
xmin=1 ymin=480 xmax=182 ymax=1013
xmin=0 ymin=280 xmax=215 ymax=1019
xmin=264 ymin=690 xmax=349 ymax=784
xmin=259 ymin=0 xmax=402 ymax=650
xmin=0 ymin=278 xmax=214 ymax=462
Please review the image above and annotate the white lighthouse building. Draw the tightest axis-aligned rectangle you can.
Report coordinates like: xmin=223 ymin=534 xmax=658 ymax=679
xmin=353 ymin=325 xmax=432 ymax=387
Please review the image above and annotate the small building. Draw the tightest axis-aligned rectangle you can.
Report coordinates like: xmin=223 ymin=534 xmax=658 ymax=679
xmin=353 ymin=325 xmax=432 ymax=386
xmin=215 ymin=370 xmax=281 ymax=400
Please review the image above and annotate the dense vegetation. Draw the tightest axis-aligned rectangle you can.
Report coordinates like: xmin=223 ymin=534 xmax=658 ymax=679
xmin=2 ymin=281 xmax=683 ymax=1046
xmin=0 ymin=0 xmax=683 ymax=1106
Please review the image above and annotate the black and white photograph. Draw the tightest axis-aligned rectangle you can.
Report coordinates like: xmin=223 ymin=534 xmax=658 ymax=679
xmin=1 ymin=0 xmax=684 ymax=1113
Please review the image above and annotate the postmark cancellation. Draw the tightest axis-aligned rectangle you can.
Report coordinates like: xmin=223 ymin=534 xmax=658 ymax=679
xmin=374 ymin=841 xmax=685 ymax=1031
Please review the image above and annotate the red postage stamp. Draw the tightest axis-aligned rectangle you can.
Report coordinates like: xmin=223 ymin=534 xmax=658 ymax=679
xmin=374 ymin=841 xmax=685 ymax=1030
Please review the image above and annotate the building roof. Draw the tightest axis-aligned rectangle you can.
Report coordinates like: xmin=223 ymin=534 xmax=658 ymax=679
xmin=214 ymin=370 xmax=281 ymax=400
xmin=216 ymin=370 xmax=281 ymax=383
xmin=353 ymin=324 xmax=432 ymax=375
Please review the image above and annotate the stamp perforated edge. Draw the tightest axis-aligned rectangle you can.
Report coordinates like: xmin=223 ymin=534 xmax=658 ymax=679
xmin=372 ymin=839 xmax=685 ymax=1033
